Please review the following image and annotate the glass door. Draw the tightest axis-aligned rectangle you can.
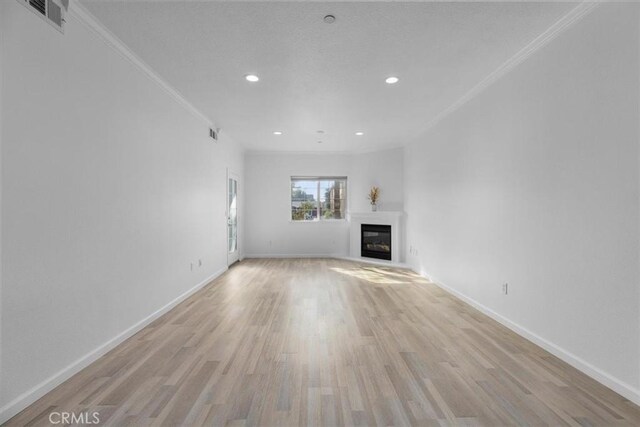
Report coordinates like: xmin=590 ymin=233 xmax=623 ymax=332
xmin=227 ymin=172 xmax=239 ymax=265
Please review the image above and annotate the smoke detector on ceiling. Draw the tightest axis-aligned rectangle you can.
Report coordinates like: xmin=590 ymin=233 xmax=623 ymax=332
xmin=323 ymin=15 xmax=336 ymax=24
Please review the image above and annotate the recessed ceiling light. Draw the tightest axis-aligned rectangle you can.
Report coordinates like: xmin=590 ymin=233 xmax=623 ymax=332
xmin=385 ymin=76 xmax=399 ymax=84
xmin=355 ymin=132 xmax=364 ymax=136
xmin=323 ymin=15 xmax=336 ymax=24
xmin=245 ymin=74 xmax=259 ymax=82
xmin=273 ymin=131 xmax=283 ymax=135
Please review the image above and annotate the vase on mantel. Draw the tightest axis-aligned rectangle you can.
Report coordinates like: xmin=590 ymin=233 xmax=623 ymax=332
xmin=371 ymin=203 xmax=377 ymax=212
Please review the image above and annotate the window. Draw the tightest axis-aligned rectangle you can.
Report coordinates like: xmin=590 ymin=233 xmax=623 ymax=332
xmin=291 ymin=177 xmax=347 ymax=221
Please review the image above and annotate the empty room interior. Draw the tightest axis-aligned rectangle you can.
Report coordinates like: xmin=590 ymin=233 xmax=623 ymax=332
xmin=1 ymin=0 xmax=640 ymax=425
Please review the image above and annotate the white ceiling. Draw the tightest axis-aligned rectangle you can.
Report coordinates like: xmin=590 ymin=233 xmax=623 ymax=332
xmin=80 ymin=0 xmax=576 ymax=152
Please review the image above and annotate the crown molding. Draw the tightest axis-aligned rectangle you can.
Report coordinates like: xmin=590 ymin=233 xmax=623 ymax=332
xmin=421 ymin=1 xmax=601 ymax=134
xmin=67 ymin=0 xmax=600 ymax=151
xmin=67 ymin=0 xmax=214 ymax=127
xmin=245 ymin=149 xmax=352 ymax=156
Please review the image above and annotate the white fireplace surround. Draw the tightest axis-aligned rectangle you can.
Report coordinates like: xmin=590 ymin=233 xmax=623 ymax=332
xmin=348 ymin=211 xmax=405 ymax=264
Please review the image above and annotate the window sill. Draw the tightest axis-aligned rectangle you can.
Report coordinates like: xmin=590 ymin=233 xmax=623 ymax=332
xmin=289 ymin=219 xmax=347 ymax=223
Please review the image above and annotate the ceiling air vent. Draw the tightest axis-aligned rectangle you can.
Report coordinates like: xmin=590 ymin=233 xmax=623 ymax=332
xmin=18 ymin=0 xmax=68 ymax=33
xmin=209 ymin=128 xmax=219 ymax=141
xmin=29 ymin=0 xmax=45 ymax=15
xmin=47 ymin=0 xmax=62 ymax=27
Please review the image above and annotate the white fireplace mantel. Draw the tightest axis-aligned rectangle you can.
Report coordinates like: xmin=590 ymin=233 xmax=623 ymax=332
xmin=348 ymin=211 xmax=405 ymax=263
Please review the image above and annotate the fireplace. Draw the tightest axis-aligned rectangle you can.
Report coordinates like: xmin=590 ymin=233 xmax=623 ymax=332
xmin=361 ymin=224 xmax=392 ymax=260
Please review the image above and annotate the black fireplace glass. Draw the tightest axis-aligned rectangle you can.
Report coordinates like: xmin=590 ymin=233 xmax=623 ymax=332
xmin=361 ymin=224 xmax=391 ymax=260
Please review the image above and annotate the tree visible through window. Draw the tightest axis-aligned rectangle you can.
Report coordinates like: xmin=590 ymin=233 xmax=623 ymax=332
xmin=291 ymin=177 xmax=347 ymax=221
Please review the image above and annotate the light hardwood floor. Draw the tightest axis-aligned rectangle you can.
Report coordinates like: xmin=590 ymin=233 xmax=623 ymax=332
xmin=6 ymin=258 xmax=640 ymax=426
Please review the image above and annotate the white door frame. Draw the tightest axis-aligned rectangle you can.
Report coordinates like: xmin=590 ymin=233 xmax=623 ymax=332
xmin=226 ymin=169 xmax=240 ymax=266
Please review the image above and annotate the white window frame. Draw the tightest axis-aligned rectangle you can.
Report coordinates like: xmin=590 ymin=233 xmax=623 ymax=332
xmin=290 ymin=176 xmax=348 ymax=222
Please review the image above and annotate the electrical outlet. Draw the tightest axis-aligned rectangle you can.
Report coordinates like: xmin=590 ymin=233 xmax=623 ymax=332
xmin=502 ymin=283 xmax=508 ymax=295
xmin=198 ymin=259 xmax=202 ymax=267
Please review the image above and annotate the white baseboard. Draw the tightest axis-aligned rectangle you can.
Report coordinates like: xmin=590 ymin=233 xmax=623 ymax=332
xmin=244 ymin=253 xmax=342 ymax=259
xmin=0 ymin=267 xmax=228 ymax=425
xmin=3 ymin=261 xmax=637 ymax=423
xmin=416 ymin=268 xmax=640 ymax=407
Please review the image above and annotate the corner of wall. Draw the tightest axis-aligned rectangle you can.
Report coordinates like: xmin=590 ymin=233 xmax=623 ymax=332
xmin=637 ymin=7 xmax=640 ymax=395
xmin=0 ymin=0 xmax=5 ymax=407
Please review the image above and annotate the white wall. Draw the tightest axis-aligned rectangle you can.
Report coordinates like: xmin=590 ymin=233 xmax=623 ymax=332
xmin=351 ymin=148 xmax=404 ymax=212
xmin=0 ymin=1 xmax=244 ymax=421
xmin=245 ymin=148 xmax=403 ymax=257
xmin=404 ymin=2 xmax=640 ymax=403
